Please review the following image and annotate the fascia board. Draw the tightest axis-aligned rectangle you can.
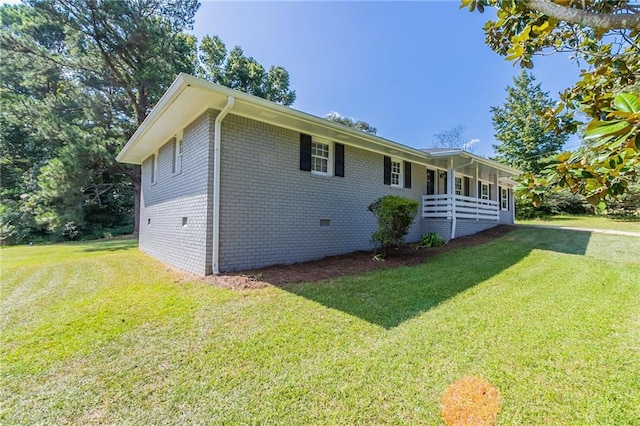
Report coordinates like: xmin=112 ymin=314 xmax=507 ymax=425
xmin=116 ymin=74 xmax=190 ymax=163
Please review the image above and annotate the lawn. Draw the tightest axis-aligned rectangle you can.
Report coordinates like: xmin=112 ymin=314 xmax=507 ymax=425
xmin=517 ymin=214 xmax=640 ymax=233
xmin=1 ymin=229 xmax=639 ymax=424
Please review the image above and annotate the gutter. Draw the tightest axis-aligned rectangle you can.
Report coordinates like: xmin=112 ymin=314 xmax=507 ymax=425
xmin=213 ymin=96 xmax=235 ymax=274
xmin=450 ymin=158 xmax=475 ymax=240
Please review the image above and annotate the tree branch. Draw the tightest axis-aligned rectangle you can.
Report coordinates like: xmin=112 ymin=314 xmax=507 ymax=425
xmin=525 ymin=0 xmax=640 ymax=30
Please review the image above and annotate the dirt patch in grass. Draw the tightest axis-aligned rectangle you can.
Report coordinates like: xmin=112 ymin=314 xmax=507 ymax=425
xmin=191 ymin=225 xmax=515 ymax=289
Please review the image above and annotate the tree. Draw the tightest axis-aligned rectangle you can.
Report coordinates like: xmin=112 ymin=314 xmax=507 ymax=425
xmin=433 ymin=124 xmax=478 ymax=152
xmin=28 ymin=0 xmax=199 ymax=235
xmin=198 ymin=35 xmax=296 ymax=106
xmin=491 ymin=71 xmax=569 ymax=173
xmin=463 ymin=0 xmax=639 ymax=207
xmin=1 ymin=1 xmax=199 ymax=239
xmin=323 ymin=112 xmax=377 ymax=135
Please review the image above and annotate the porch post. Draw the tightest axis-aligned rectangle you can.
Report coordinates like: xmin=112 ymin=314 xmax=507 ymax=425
xmin=449 ymin=157 xmax=456 ymax=239
xmin=474 ymin=164 xmax=479 ymax=198
xmin=447 ymin=158 xmax=454 ymax=196
xmin=494 ymin=173 xmax=499 ymax=201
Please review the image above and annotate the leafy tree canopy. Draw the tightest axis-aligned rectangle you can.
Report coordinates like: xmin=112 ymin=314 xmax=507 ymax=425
xmin=462 ymin=0 xmax=639 ymax=207
xmin=198 ymin=35 xmax=296 ymax=106
xmin=1 ymin=1 xmax=299 ymax=243
xmin=324 ymin=112 xmax=378 ymax=135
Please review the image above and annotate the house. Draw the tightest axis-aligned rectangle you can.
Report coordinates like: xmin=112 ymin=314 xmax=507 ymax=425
xmin=117 ymin=73 xmax=520 ymax=275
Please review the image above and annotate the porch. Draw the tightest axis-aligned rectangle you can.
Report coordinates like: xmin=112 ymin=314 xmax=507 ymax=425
xmin=422 ymin=194 xmax=499 ymax=221
xmin=418 ymin=152 xmax=518 ymax=240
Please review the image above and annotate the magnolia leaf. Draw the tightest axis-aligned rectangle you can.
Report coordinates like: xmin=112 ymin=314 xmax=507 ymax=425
xmin=614 ymin=93 xmax=639 ymax=114
xmin=584 ymin=120 xmax=630 ymax=140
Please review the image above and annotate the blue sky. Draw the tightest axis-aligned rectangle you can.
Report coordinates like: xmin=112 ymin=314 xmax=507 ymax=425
xmin=192 ymin=1 xmax=582 ymax=158
xmin=0 ymin=0 xmax=582 ymax=157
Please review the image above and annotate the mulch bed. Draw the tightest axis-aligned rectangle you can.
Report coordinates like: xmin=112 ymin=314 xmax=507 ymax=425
xmin=188 ymin=225 xmax=515 ymax=290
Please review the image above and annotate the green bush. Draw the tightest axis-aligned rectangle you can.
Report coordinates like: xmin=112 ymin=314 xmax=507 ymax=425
xmin=418 ymin=232 xmax=446 ymax=248
xmin=368 ymin=195 xmax=419 ymax=255
xmin=516 ymin=189 xmax=593 ymax=219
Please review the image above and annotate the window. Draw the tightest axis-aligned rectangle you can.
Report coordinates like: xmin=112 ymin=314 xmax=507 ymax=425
xmin=172 ymin=139 xmax=182 ymax=175
xmin=300 ymin=134 xmax=344 ymax=177
xmin=501 ymin=187 xmax=509 ymax=210
xmin=150 ymin=153 xmax=157 ymax=184
xmin=480 ymin=182 xmax=490 ymax=200
xmin=390 ymin=159 xmax=402 ymax=187
xmin=384 ymin=157 xmax=411 ymax=188
xmin=455 ymin=177 xmax=463 ymax=195
xmin=311 ymin=141 xmax=331 ymax=175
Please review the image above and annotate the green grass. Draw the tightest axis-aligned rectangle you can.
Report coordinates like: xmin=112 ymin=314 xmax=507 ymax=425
xmin=1 ymin=230 xmax=639 ymax=424
xmin=517 ymin=214 xmax=640 ymax=232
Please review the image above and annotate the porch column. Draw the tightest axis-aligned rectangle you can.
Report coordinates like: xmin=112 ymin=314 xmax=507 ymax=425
xmin=449 ymin=157 xmax=456 ymax=239
xmin=474 ymin=164 xmax=479 ymax=198
xmin=493 ymin=173 xmax=499 ymax=201
xmin=447 ymin=158 xmax=454 ymax=195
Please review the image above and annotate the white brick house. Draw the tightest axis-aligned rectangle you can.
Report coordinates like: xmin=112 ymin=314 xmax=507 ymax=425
xmin=117 ymin=74 xmax=520 ymax=275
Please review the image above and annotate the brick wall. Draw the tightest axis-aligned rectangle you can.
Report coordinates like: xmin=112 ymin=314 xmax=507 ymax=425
xmin=139 ymin=111 xmax=214 ymax=274
xmin=217 ymin=114 xmax=427 ymax=272
xmin=420 ymin=219 xmax=452 ymax=241
xmin=138 ymin=109 xmax=507 ymax=274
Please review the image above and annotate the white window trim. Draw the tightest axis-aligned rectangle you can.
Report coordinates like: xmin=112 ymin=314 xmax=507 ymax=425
xmin=172 ymin=138 xmax=183 ymax=176
xmin=150 ymin=151 xmax=158 ymax=185
xmin=311 ymin=138 xmax=333 ymax=176
xmin=390 ymin=158 xmax=403 ymax=188
xmin=480 ymin=182 xmax=490 ymax=200
xmin=501 ymin=187 xmax=509 ymax=210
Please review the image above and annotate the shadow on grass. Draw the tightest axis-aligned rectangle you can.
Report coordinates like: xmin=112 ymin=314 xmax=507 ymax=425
xmin=280 ymin=228 xmax=592 ymax=329
xmin=82 ymin=238 xmax=138 ymax=253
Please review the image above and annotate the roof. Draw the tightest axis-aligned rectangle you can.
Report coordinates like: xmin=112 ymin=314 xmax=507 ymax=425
xmin=117 ymin=73 xmax=521 ymax=177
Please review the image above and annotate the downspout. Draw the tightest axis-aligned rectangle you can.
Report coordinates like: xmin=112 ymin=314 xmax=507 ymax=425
xmin=213 ymin=96 xmax=235 ymax=274
xmin=450 ymin=157 xmax=474 ymax=240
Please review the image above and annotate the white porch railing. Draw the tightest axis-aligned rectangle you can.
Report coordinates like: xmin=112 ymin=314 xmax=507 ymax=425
xmin=422 ymin=194 xmax=499 ymax=221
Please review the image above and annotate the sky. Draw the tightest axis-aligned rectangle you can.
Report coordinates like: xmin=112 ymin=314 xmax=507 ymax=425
xmin=0 ymin=0 xmax=583 ymax=157
xmin=191 ymin=1 xmax=583 ymax=158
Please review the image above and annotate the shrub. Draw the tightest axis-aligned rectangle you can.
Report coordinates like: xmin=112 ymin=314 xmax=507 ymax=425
xmin=516 ymin=189 xmax=593 ymax=219
xmin=368 ymin=195 xmax=419 ymax=255
xmin=60 ymin=221 xmax=81 ymax=241
xmin=418 ymin=232 xmax=446 ymax=248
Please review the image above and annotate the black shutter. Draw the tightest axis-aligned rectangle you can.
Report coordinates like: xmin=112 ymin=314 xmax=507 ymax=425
xmin=299 ymin=133 xmax=312 ymax=171
xmin=478 ymin=181 xmax=482 ymax=197
xmin=335 ymin=143 xmax=345 ymax=177
xmin=426 ymin=169 xmax=435 ymax=195
xmin=383 ymin=156 xmax=391 ymax=185
xmin=464 ymin=177 xmax=470 ymax=196
xmin=404 ymin=161 xmax=411 ymax=188
xmin=489 ymin=184 xmax=492 ymax=200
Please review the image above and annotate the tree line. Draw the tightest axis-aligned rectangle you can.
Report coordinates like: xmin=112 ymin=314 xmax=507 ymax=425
xmin=0 ymin=0 xmax=298 ymax=244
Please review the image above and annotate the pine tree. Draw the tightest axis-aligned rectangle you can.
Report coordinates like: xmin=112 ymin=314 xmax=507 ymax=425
xmin=491 ymin=71 xmax=569 ymax=174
